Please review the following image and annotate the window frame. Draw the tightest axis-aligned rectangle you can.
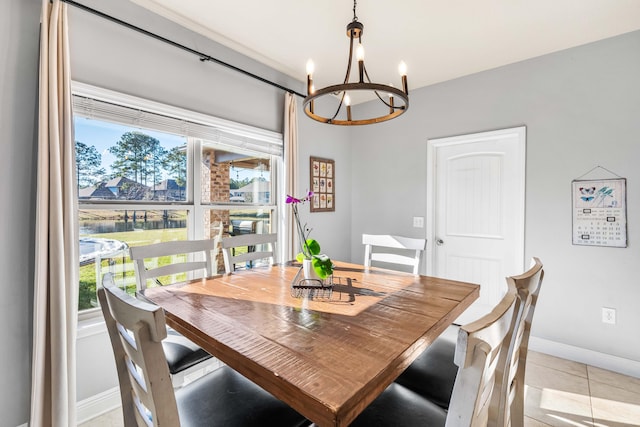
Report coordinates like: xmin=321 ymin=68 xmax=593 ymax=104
xmin=73 ymin=82 xmax=284 ymax=320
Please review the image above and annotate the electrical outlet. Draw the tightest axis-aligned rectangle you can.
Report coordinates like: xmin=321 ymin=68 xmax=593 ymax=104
xmin=602 ymin=307 xmax=616 ymax=324
xmin=413 ymin=216 xmax=424 ymax=228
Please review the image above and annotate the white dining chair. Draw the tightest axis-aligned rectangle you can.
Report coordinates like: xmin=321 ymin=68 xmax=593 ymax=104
xmin=129 ymin=238 xmax=219 ymax=290
xmin=394 ymin=258 xmax=544 ymax=427
xmin=362 ymin=233 xmax=427 ymax=275
xmin=98 ymin=273 xmax=308 ymax=427
xmin=493 ymin=257 xmax=545 ymax=427
xmin=128 ymin=238 xmax=221 ymax=387
xmin=221 ymin=233 xmax=277 ymax=273
xmin=350 ymin=286 xmax=518 ymax=426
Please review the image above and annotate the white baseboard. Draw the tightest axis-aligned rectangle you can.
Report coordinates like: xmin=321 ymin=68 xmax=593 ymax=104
xmin=74 ymin=360 xmax=223 ymax=424
xmin=77 ymin=387 xmax=121 ymax=425
xmin=529 ymin=335 xmax=640 ymax=378
xmin=15 ymin=390 xmax=121 ymax=427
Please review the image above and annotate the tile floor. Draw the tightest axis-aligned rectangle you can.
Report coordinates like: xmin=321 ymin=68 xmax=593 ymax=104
xmin=79 ymin=351 xmax=640 ymax=426
xmin=524 ymin=352 xmax=640 ymax=427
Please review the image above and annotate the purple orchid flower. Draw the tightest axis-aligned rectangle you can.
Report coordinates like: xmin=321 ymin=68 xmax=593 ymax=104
xmin=286 ymin=191 xmax=313 ymax=204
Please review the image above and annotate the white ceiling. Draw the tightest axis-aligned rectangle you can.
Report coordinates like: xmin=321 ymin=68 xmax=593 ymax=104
xmin=131 ymin=0 xmax=640 ymax=103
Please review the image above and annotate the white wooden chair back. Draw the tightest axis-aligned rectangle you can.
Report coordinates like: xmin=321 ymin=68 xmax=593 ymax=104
xmin=362 ymin=234 xmax=427 ymax=275
xmin=129 ymin=238 xmax=219 ymax=290
xmin=98 ymin=273 xmax=179 ymax=427
xmin=493 ymin=257 xmax=544 ymax=427
xmin=221 ymin=233 xmax=277 ymax=273
xmin=446 ymin=289 xmax=518 ymax=427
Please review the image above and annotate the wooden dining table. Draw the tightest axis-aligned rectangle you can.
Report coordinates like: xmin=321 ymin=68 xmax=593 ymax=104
xmin=141 ymin=261 xmax=479 ymax=427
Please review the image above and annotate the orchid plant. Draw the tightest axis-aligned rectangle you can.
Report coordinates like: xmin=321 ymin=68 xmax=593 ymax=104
xmin=286 ymin=191 xmax=334 ymax=279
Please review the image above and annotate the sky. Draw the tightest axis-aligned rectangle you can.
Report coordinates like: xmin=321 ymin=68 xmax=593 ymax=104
xmin=74 ymin=117 xmax=266 ymax=182
xmin=74 ymin=116 xmax=186 ymax=177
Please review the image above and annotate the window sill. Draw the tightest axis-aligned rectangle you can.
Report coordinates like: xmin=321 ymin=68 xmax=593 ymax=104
xmin=77 ymin=308 xmax=107 ymax=339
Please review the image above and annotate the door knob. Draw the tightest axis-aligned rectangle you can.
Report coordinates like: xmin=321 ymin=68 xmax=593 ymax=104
xmin=436 ymin=239 xmax=444 ymax=246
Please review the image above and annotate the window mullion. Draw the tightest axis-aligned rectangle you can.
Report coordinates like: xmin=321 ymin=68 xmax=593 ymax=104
xmin=191 ymin=137 xmax=204 ymax=240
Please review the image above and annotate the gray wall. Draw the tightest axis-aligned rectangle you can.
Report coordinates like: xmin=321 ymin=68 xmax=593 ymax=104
xmin=1 ymin=0 xmax=40 ymax=425
xmin=296 ymin=109 xmax=352 ymax=262
xmin=349 ymin=30 xmax=640 ymax=364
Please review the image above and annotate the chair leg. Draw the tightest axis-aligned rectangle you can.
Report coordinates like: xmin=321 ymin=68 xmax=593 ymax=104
xmin=510 ymin=377 xmax=525 ymax=427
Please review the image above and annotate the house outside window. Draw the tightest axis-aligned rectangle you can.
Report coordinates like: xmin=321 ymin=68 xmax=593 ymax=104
xmin=73 ymin=83 xmax=283 ymax=315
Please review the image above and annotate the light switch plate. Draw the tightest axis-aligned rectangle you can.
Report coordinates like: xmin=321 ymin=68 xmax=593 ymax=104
xmin=413 ymin=216 xmax=424 ymax=228
xmin=602 ymin=307 xmax=616 ymax=324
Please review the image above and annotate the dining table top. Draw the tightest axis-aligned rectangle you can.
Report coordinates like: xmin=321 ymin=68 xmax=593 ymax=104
xmin=140 ymin=261 xmax=480 ymax=427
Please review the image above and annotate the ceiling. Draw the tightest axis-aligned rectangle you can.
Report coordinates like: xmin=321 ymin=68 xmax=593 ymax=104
xmin=130 ymin=0 xmax=640 ymax=103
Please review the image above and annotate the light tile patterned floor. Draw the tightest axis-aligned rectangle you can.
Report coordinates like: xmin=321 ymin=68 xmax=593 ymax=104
xmin=79 ymin=351 xmax=640 ymax=426
xmin=524 ymin=352 xmax=640 ymax=427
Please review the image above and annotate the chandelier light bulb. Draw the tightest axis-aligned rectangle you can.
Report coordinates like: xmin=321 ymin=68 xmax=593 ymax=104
xmin=357 ymin=43 xmax=365 ymax=82
xmin=344 ymin=93 xmax=352 ymax=121
xmin=306 ymin=59 xmax=315 ymax=76
xmin=356 ymin=44 xmax=365 ymax=62
xmin=398 ymin=61 xmax=407 ymax=77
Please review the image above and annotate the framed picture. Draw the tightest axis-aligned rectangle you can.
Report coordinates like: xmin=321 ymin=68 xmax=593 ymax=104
xmin=571 ymin=178 xmax=627 ymax=247
xmin=310 ymin=157 xmax=334 ymax=212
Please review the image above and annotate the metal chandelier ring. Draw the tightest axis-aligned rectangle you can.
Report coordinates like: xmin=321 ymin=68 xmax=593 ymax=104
xmin=303 ymin=83 xmax=409 ymax=126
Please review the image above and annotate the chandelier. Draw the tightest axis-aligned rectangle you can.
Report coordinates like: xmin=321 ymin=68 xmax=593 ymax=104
xmin=303 ymin=0 xmax=409 ymax=126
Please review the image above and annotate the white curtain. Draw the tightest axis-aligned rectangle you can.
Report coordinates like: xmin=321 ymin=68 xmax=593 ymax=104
xmin=284 ymin=93 xmax=299 ymax=261
xmin=31 ymin=1 xmax=78 ymax=426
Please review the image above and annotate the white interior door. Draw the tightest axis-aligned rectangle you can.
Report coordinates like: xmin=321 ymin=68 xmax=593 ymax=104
xmin=426 ymin=127 xmax=526 ymax=324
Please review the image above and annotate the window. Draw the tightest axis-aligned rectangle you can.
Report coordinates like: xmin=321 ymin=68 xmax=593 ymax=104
xmin=74 ymin=83 xmax=283 ymax=313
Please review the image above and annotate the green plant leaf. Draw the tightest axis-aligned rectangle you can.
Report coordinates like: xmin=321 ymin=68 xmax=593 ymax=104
xmin=312 ymin=254 xmax=334 ymax=279
xmin=304 ymin=239 xmax=321 ymax=256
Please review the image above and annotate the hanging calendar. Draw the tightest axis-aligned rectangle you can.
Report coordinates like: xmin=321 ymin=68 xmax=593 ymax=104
xmin=572 ymin=178 xmax=627 ymax=247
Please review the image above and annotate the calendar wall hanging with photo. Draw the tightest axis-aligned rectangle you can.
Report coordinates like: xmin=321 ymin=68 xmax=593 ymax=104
xmin=572 ymin=177 xmax=627 ymax=247
xmin=310 ymin=157 xmax=335 ymax=212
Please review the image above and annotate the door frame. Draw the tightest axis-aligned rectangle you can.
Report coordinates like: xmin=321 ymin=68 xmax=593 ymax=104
xmin=425 ymin=126 xmax=527 ymax=277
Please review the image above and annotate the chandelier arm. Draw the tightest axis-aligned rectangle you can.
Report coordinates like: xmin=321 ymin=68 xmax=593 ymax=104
xmin=329 ymin=92 xmax=346 ymax=122
xmin=373 ymin=91 xmax=395 ymax=108
xmin=363 ymin=66 xmax=399 ymax=109
xmin=363 ymin=64 xmax=373 ymax=84
xmin=343 ymin=35 xmax=355 ymax=85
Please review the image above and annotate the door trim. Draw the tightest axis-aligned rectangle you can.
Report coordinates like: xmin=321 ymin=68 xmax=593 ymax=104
xmin=426 ymin=126 xmax=526 ymax=276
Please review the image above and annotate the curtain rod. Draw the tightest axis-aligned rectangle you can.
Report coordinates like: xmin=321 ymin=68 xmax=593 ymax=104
xmin=59 ymin=0 xmax=306 ymax=98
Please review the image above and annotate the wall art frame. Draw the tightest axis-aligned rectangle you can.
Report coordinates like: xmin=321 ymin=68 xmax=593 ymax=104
xmin=310 ymin=156 xmax=335 ymax=212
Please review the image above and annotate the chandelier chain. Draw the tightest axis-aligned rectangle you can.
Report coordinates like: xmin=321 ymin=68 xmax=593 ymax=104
xmin=352 ymin=0 xmax=358 ymax=22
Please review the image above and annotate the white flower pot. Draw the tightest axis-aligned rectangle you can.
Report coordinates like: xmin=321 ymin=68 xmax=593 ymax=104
xmin=303 ymin=259 xmax=321 ymax=281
